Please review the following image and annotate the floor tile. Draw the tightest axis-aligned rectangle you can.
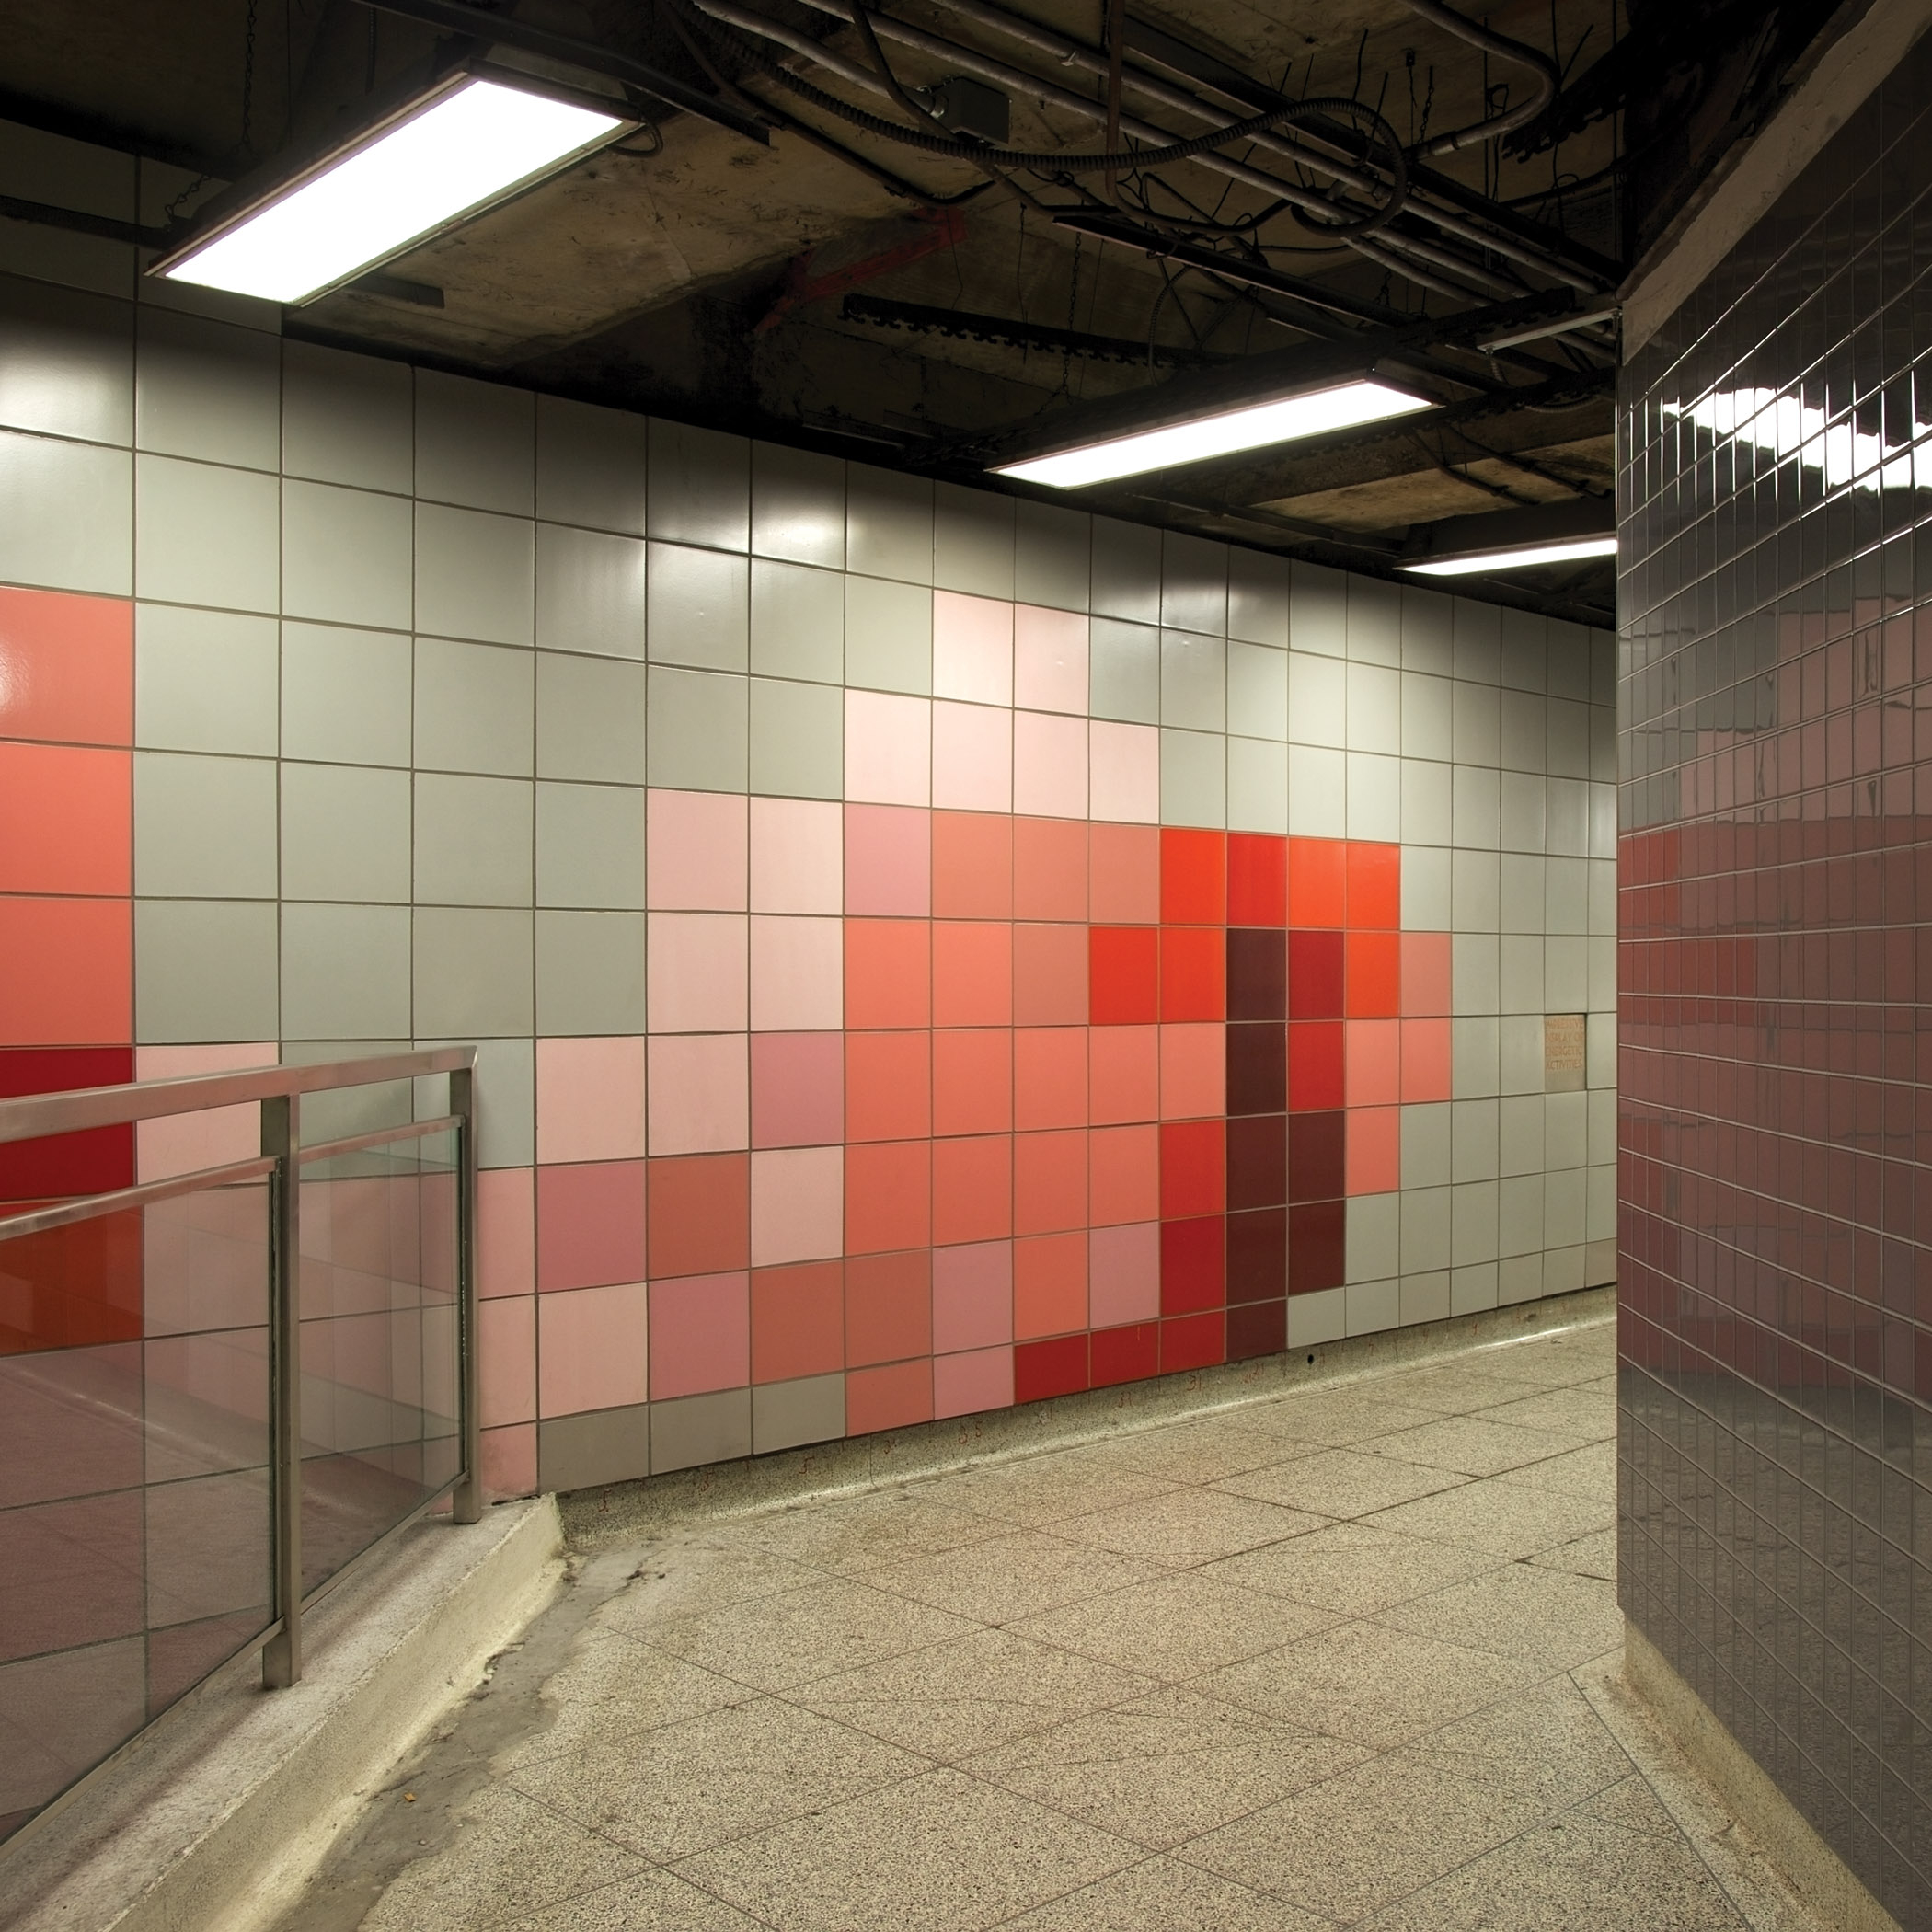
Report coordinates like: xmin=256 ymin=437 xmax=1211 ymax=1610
xmin=1476 ymin=1385 xmax=1617 ymax=1443
xmin=498 ymin=1867 xmax=768 ymax=1930
xmin=673 ymin=1765 xmax=1140 ymax=1931
xmin=1241 ymin=1391 xmax=1443 ymax=1445
xmin=1529 ymin=1524 xmax=1616 ymax=1581
xmin=1407 ymin=1673 xmax=1637 ymax=1814
xmin=593 ymin=1535 xmax=825 ymax=1628
xmin=1377 ymin=1362 xmax=1556 ymax=1416
xmin=508 ymin=1695 xmax=926 ymax=1861
xmin=995 ymin=1855 xmax=1333 ymax=1929
xmin=1363 ymin=1470 xmax=1612 ymax=1558
xmin=1364 ymin=1412 xmax=1581 ymax=1478
xmin=923 ymin=1448 xmax=1177 ymax=1529
xmin=723 ymin=1488 xmax=1002 ymax=1574
xmin=1377 ymin=1559 xmax=1622 ymax=1670
xmin=1052 ymin=1487 xmax=1328 ymax=1568
xmin=1215 ymin=1444 xmax=1466 ymax=1517
xmin=1507 ymin=1437 xmax=1616 ymax=1499
xmin=1201 ymin=1520 xmax=1507 ymax=1616
xmin=860 ymin=1526 xmax=1158 ymax=1625
xmin=1097 ymin=1417 xmax=1307 ymax=1485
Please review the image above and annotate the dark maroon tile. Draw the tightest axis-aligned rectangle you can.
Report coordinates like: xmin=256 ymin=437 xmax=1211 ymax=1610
xmin=1226 ymin=1114 xmax=1287 ymax=1211
xmin=1226 ymin=928 xmax=1286 ymax=1020
xmin=1288 ymin=1111 xmax=1345 ymax=1202
xmin=1225 ymin=1022 xmax=1286 ymax=1116
xmin=1226 ymin=1298 xmax=1285 ymax=1363
xmin=1226 ymin=1206 xmax=1286 ymax=1305
xmin=1288 ymin=931 xmax=1344 ymax=1019
xmin=1288 ymin=1200 xmax=1345 ymax=1293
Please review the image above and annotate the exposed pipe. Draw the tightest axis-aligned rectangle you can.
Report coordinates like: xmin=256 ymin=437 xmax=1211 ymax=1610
xmin=1398 ymin=0 xmax=1558 ymax=158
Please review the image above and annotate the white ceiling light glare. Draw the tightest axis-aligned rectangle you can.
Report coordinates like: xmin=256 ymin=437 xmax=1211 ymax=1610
xmin=152 ymin=72 xmax=630 ymax=305
xmin=1402 ymin=534 xmax=1618 ymax=576
xmin=994 ymin=377 xmax=1434 ymax=489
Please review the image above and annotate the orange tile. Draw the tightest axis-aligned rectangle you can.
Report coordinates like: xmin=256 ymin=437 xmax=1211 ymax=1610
xmin=1159 ymin=1119 xmax=1224 ymax=1219
xmin=1287 ymin=837 xmax=1345 ymax=927
xmin=645 ymin=1153 xmax=748 ymax=1279
xmin=0 ymin=588 xmax=132 ymax=746
xmin=1345 ymin=1106 xmax=1401 ymax=1196
xmin=1013 ymin=1128 xmax=1087 ymax=1235
xmin=933 ymin=920 xmax=1011 ymax=1026
xmin=0 ymin=743 xmax=130 ymax=896
xmin=844 ymin=1139 xmax=930 ymax=1253
xmin=846 ymin=1356 xmax=934 ymax=1434
xmin=933 ymin=1029 xmax=1012 ymax=1136
xmin=1160 ymin=827 xmax=1225 ymax=925
xmin=845 ymin=919 xmax=929 ymax=1029
xmin=1347 ymin=842 xmax=1401 ymax=929
xmin=1089 ymin=926 xmax=1157 ymax=1024
xmin=1159 ymin=926 xmax=1224 ymax=1021
xmin=1012 ymin=816 xmax=1087 ymax=921
xmin=1014 ymin=1231 xmax=1087 ymax=1340
xmin=1089 ymin=1122 xmax=1156 ymax=1225
xmin=845 ymin=1031 xmax=930 ymax=1141
xmin=1088 ymin=822 xmax=1158 ymax=922
xmin=1089 ymin=1024 xmax=1157 ymax=1124
xmin=845 ymin=1248 xmax=931 ymax=1366
xmin=1226 ymin=833 xmax=1287 ymax=926
xmin=1014 ymin=1027 xmax=1085 ymax=1131
xmin=1346 ymin=931 xmax=1402 ymax=1018
xmin=931 ymin=810 xmax=1012 ymax=918
xmin=932 ymin=1133 xmax=1011 ymax=1245
xmin=1287 ymin=1021 xmax=1344 ymax=1111
xmin=1012 ymin=923 xmax=1087 ymax=1025
xmin=0 ymin=897 xmax=130 ymax=1044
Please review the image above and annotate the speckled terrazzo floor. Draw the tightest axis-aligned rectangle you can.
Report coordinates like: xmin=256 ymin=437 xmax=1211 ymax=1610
xmin=276 ymin=1316 xmax=1826 ymax=1932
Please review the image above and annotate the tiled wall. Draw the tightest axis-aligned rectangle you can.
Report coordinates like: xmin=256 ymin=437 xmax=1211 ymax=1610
xmin=0 ymin=125 xmax=1615 ymax=1501
xmin=1617 ymin=34 xmax=1932 ymax=1924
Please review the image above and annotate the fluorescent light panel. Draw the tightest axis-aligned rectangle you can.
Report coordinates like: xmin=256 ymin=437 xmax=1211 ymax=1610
xmin=994 ymin=377 xmax=1433 ymax=489
xmin=1403 ymin=535 xmax=1617 ymax=576
xmin=157 ymin=76 xmax=627 ymax=305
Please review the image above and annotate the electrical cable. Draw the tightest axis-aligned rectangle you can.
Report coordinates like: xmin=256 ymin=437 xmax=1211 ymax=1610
xmin=1397 ymin=0 xmax=1558 ymax=157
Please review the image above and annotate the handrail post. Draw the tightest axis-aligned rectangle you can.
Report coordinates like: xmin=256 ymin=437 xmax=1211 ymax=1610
xmin=450 ymin=1065 xmax=481 ymax=1525
xmin=260 ymin=1092 xmax=303 ymax=1689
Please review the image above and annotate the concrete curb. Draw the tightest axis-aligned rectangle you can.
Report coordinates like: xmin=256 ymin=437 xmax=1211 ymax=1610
xmin=0 ymin=1497 xmax=564 ymax=1932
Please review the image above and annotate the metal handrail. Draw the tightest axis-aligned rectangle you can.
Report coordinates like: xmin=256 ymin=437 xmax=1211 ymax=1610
xmin=0 ymin=1047 xmax=479 ymax=1702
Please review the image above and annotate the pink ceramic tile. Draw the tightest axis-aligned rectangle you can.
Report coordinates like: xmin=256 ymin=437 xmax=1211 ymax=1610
xmin=1400 ymin=1018 xmax=1452 ymax=1102
xmin=932 ymin=1029 xmax=1012 ymax=1137
xmin=1013 ymin=1127 xmax=1087 ymax=1235
xmin=1012 ymin=710 xmax=1088 ymax=820
xmin=931 ymin=700 xmax=1011 ymax=812
xmin=931 ymin=1239 xmax=1012 ymax=1352
xmin=1088 ymin=823 xmax=1160 ymax=923
xmin=845 ymin=689 xmax=930 ymax=805
xmin=1088 ymin=1220 xmax=1159 ymax=1326
xmin=845 ymin=804 xmax=930 ymax=915
xmin=649 ymin=1271 xmax=750 ymax=1399
xmin=933 ymin=1344 xmax=1013 ymax=1420
xmin=1014 ymin=1231 xmax=1086 ymax=1340
xmin=1014 ymin=1027 xmax=1086 ymax=1132
xmin=750 ymin=1144 xmax=844 ymax=1265
xmin=1346 ymin=1106 xmax=1400 ymax=1196
xmin=478 ymin=1294 xmax=536 ymax=1426
xmin=1013 ymin=923 xmax=1087 ymax=1026
xmin=481 ymin=1422 xmax=536 ymax=1501
xmin=751 ymin=1031 xmax=844 ymax=1147
xmin=750 ymin=796 xmax=842 ymax=914
xmin=932 ymin=590 xmax=1013 ymax=705
xmin=536 ymin=1159 xmax=647 ymax=1291
xmin=647 ymin=1033 xmax=749 ymax=1155
xmin=134 ymin=1041 xmax=274 ymax=1182
xmin=1088 ymin=720 xmax=1159 ymax=823
xmin=1089 ymin=1125 xmax=1157 ymax=1225
xmin=647 ymin=789 xmax=747 ymax=910
xmin=1345 ymin=1019 xmax=1401 ymax=1108
xmin=647 ymin=913 xmax=747 ymax=1033
xmin=750 ymin=914 xmax=842 ymax=1030
xmin=477 ymin=1167 xmax=535 ymax=1298
xmin=538 ymin=1282 xmax=649 ymax=1415
xmin=536 ymin=1036 xmax=646 ymax=1164
xmin=1014 ymin=605 xmax=1087 ymax=714
xmin=932 ymin=1133 xmax=1011 ymax=1245
xmin=1401 ymin=931 xmax=1452 ymax=1017
xmin=1090 ymin=1025 xmax=1158 ymax=1124
xmin=932 ymin=920 xmax=1011 ymax=1027
xmin=1159 ymin=1023 xmax=1225 ymax=1120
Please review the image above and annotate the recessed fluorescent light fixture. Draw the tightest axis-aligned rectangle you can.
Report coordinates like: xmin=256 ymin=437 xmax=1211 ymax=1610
xmin=150 ymin=69 xmax=630 ymax=305
xmin=1402 ymin=535 xmax=1618 ymax=576
xmin=993 ymin=377 xmax=1433 ymax=489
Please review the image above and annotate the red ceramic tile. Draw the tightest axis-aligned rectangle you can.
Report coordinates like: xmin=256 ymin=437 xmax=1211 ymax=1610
xmin=0 ymin=588 xmax=132 ymax=746
xmin=1160 ymin=1215 xmax=1224 ymax=1314
xmin=845 ymin=1247 xmax=932 ymax=1366
xmin=844 ymin=1140 xmax=929 ymax=1253
xmin=1014 ymin=1230 xmax=1086 ymax=1339
xmin=1226 ymin=1206 xmax=1286 ymax=1304
xmin=1161 ymin=827 xmax=1225 ymax=926
xmin=1286 ymin=1111 xmax=1345 ymax=1202
xmin=541 ymin=1281 xmax=649 ymax=1414
xmin=645 ymin=1153 xmax=748 ymax=1279
xmin=536 ymin=1158 xmax=647 ymax=1291
xmin=1089 ymin=1319 xmax=1159 ymax=1387
xmin=1345 ymin=1106 xmax=1400 ymax=1196
xmin=933 ymin=921 xmax=1012 ymax=1027
xmin=1160 ymin=927 xmax=1225 ymax=1022
xmin=1014 ymin=1028 xmax=1085 ymax=1132
xmin=1226 ymin=1113 xmax=1287 ymax=1211
xmin=0 ymin=743 xmax=130 ymax=896
xmin=1089 ymin=1025 xmax=1157 ymax=1124
xmin=752 ymin=1032 xmax=845 ymax=1147
xmin=477 ymin=1167 xmax=535 ymax=1299
xmin=933 ymin=1030 xmax=1011 ymax=1136
xmin=1160 ymin=1309 xmax=1224 ymax=1373
xmin=1400 ymin=1018 xmax=1452 ymax=1103
xmin=932 ymin=1133 xmax=1011 ymax=1244
xmin=1399 ymin=932 xmax=1452 ymax=1018
xmin=1013 ymin=1127 xmax=1087 ymax=1234
xmin=1013 ymin=817 xmax=1087 ymax=922
xmin=1225 ymin=1298 xmax=1285 ymax=1363
xmin=1287 ymin=1022 xmax=1344 ymax=1111
xmin=1090 ymin=1123 xmax=1157 ymax=1224
xmin=845 ymin=1357 xmax=934 ymax=1434
xmin=931 ymin=810 xmax=1012 ymax=918
xmin=1345 ymin=1019 xmax=1400 ymax=1108
xmin=1346 ymin=932 xmax=1401 ymax=1018
xmin=1346 ymin=841 xmax=1401 ymax=930
xmin=1087 ymin=822 xmax=1159 ymax=922
xmin=1090 ymin=926 xmax=1158 ymax=1025
xmin=845 ymin=919 xmax=930 ymax=1029
xmin=845 ymin=803 xmax=930 ymax=914
xmin=931 ymin=1239 xmax=1011 ymax=1352
xmin=1287 ymin=930 xmax=1343 ymax=1019
xmin=845 ymin=1032 xmax=930 ymax=1141
xmin=1226 ymin=833 xmax=1287 ymax=926
xmin=1160 ymin=1022 xmax=1225 ymax=1120
xmin=1287 ymin=837 xmax=1346 ymax=927
xmin=1287 ymin=1199 xmax=1345 ymax=1293
xmin=1160 ymin=1119 xmax=1225 ymax=1219
xmin=751 ymin=1259 xmax=844 ymax=1383
xmin=0 ymin=1046 xmax=132 ymax=1202
xmin=647 ymin=790 xmax=747 ymax=910
xmin=1012 ymin=923 xmax=1087 ymax=1025
xmin=1013 ymin=1331 xmax=1087 ymax=1403
xmin=933 ymin=1343 xmax=1013 ymax=1418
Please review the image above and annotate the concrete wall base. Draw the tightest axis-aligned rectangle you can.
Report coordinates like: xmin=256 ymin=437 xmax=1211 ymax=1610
xmin=0 ymin=1498 xmax=564 ymax=1932
xmin=563 ymin=1283 xmax=1614 ymax=1549
xmin=1625 ymin=1621 xmax=1903 ymax=1932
